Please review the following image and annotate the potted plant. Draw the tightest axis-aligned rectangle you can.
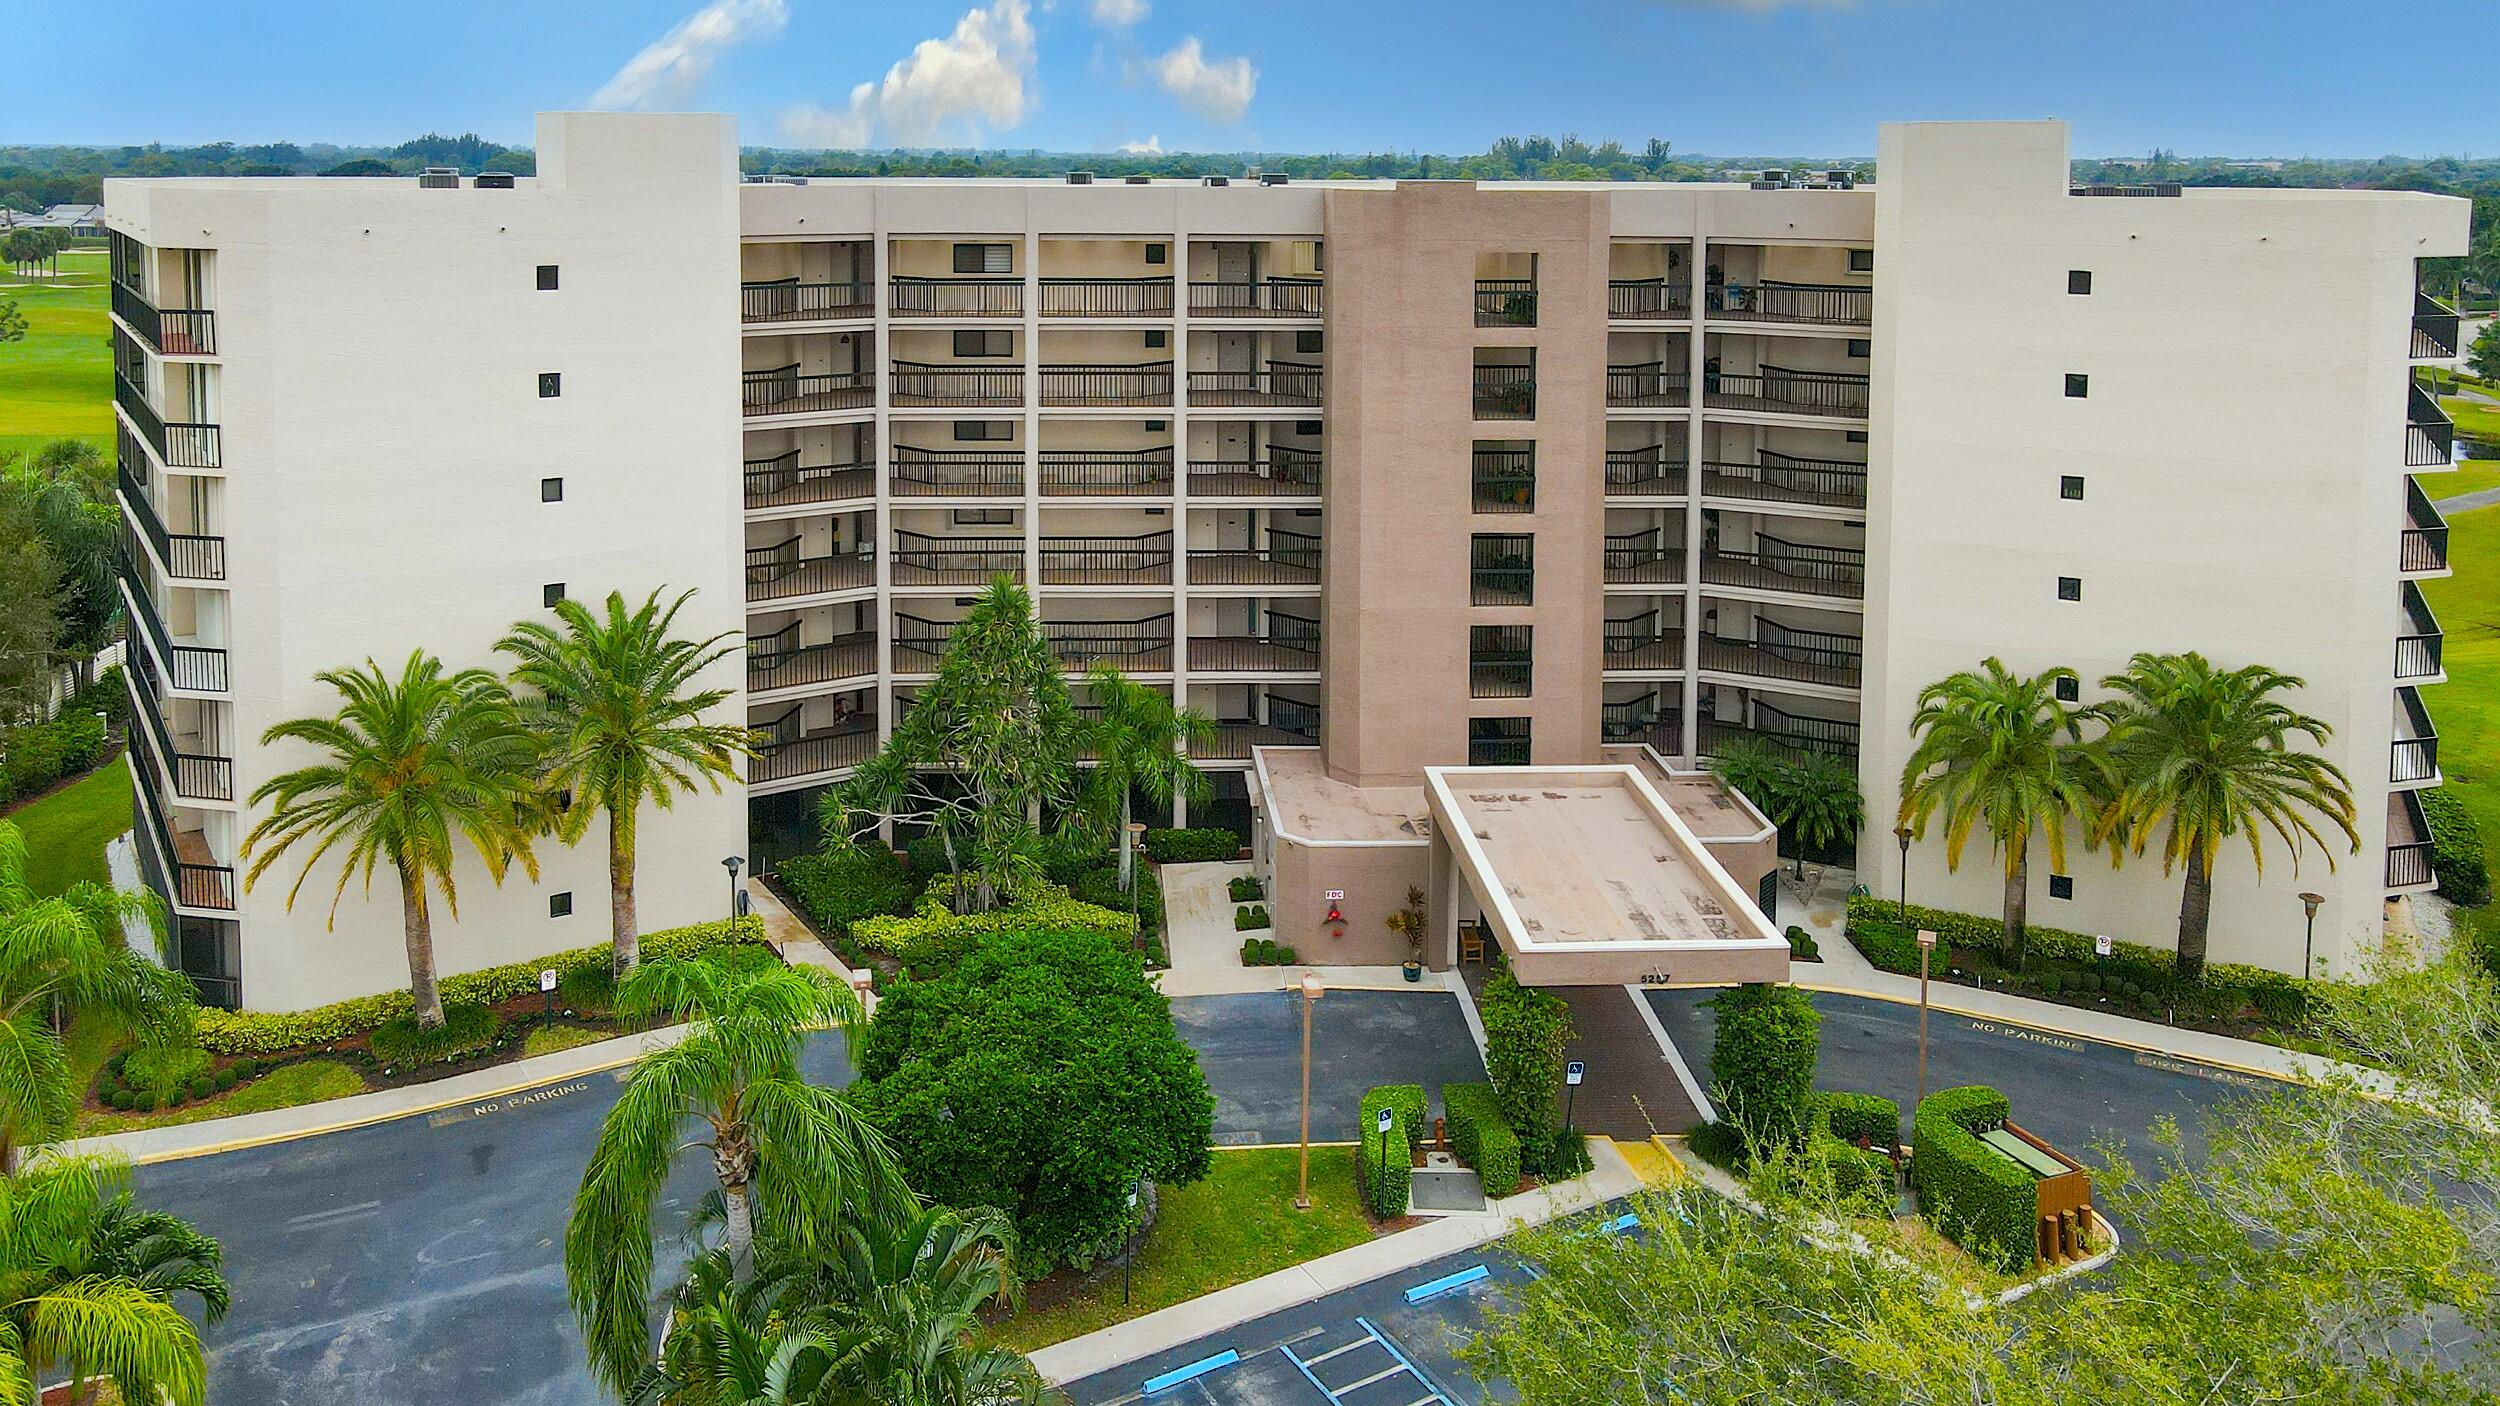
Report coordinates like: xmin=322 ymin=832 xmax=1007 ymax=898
xmin=1386 ymin=886 xmax=1429 ymax=983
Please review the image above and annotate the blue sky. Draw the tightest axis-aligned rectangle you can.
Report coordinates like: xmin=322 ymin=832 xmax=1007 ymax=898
xmin=7 ymin=1 xmax=2491 ymax=157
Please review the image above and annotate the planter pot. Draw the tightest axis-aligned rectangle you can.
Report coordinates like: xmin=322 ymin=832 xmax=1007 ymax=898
xmin=1402 ymin=960 xmax=1423 ymax=984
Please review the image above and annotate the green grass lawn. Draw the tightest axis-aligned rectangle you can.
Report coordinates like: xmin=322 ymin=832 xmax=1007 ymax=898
xmin=2436 ymin=460 xmax=2500 ymax=502
xmin=2422 ymin=502 xmax=2500 ymax=854
xmin=5 ymin=757 xmax=134 ymax=896
xmin=71 ymin=1058 xmax=369 ymax=1137
xmin=0 ymin=246 xmax=112 ymax=459
xmin=988 ymin=1146 xmax=1376 ymax=1352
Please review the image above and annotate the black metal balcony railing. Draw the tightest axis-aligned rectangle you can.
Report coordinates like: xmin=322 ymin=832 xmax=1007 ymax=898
xmin=118 ymin=462 xmax=225 ymax=581
xmin=1700 ymin=703 xmax=1861 ymax=762
xmin=2391 ymin=687 xmax=2439 ymax=786
xmin=1190 ymin=530 xmax=1322 ymax=586
xmin=752 ymin=718 xmax=878 ymax=784
xmin=1040 ymin=533 xmax=1174 ymax=585
xmin=2397 ymin=581 xmax=2443 ymax=679
xmin=1605 ymin=445 xmax=1688 ymax=497
xmin=2412 ymin=290 xmax=2461 ymax=361
xmin=2407 ymin=383 xmax=2455 ymax=467
xmin=115 ymin=371 xmax=220 ymax=470
xmin=2387 ymin=791 xmax=2435 ymax=889
xmin=744 ymin=450 xmax=872 ymax=509
xmin=112 ymin=281 xmax=217 ymax=356
xmin=1039 ymin=361 xmax=1174 ymax=407
xmin=1472 ymin=533 xmax=1535 ymax=604
xmin=1189 ymin=615 xmax=1320 ymax=673
xmin=1608 ymin=279 xmax=1690 ymax=320
xmin=117 ymin=423 xmax=149 ymax=489
xmin=1602 ymin=613 xmax=1683 ymax=670
xmin=1188 ymin=278 xmax=1323 ymax=317
xmin=1475 ymin=279 xmax=1537 ymax=327
xmin=1602 ymin=692 xmax=1677 ymax=747
xmin=743 ymin=539 xmax=874 ymax=603
xmin=1712 ymin=279 xmax=1871 ymax=326
xmin=742 ymin=365 xmax=874 ymax=416
xmin=1472 ymin=364 xmax=1535 ymax=419
xmin=1703 ymin=536 xmax=1867 ymax=600
xmin=2402 ymin=477 xmax=2450 ymax=574
xmin=747 ymin=624 xmax=876 ymax=693
xmin=1198 ymin=695 xmax=1322 ymax=760
xmin=1468 ymin=718 xmax=1533 ymax=767
xmin=891 ymin=616 xmax=957 ymax=671
xmin=890 ymin=446 xmax=1024 ymax=497
xmin=889 ymin=362 xmax=1022 ymax=407
xmin=1469 ymin=655 xmax=1534 ymax=700
xmin=740 ymin=279 xmax=873 ymax=323
xmin=1603 ymin=531 xmax=1684 ymax=586
xmin=126 ymin=739 xmax=235 ymax=910
xmin=124 ymin=654 xmax=233 ymax=802
xmin=1187 ymin=448 xmax=1321 ymax=497
xmin=892 ymin=533 xmax=1024 ymax=585
xmin=889 ymin=276 xmax=1022 ymax=317
xmin=1702 ymin=622 xmax=1863 ymax=689
xmin=1699 ymin=452 xmax=1869 ymax=510
xmin=122 ymin=570 xmax=228 ymax=692
xmin=1705 ymin=365 xmax=1871 ymax=417
xmin=1607 ymin=362 xmax=1691 ymax=407
xmin=1047 ymin=616 xmax=1174 ymax=670
xmin=1189 ymin=361 xmax=1322 ymax=407
xmin=1039 ymin=277 xmax=1175 ymax=317
xmin=1039 ymin=447 xmax=1174 ymax=496
xmin=1471 ymin=448 xmax=1535 ymax=512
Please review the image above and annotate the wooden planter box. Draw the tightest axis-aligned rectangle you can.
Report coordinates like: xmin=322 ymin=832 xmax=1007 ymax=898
xmin=1983 ymin=1119 xmax=2096 ymax=1265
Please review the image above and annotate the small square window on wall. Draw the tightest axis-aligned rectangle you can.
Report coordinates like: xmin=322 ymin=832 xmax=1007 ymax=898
xmin=1295 ymin=330 xmax=1324 ymax=355
xmin=953 ymin=420 xmax=1010 ymax=441
xmin=543 ymin=583 xmax=566 ymax=608
xmin=2064 ymin=373 xmax=2089 ymax=398
xmin=2054 ymin=675 xmax=2080 ymax=702
xmin=541 ymin=477 xmax=564 ymax=502
xmin=1145 ymin=242 xmax=1168 ymax=265
xmin=953 ymin=329 xmax=1011 ymax=358
xmin=952 ymin=242 xmax=1012 ymax=274
xmin=2048 ymin=874 xmax=2074 ymax=900
xmin=2060 ymin=475 xmax=2085 ymax=500
xmin=1294 ymin=420 xmax=1322 ymax=437
xmin=1847 ymin=248 xmax=1874 ymax=272
xmin=1845 ymin=338 xmax=1870 ymax=358
xmin=550 ymin=892 xmax=573 ymax=918
xmin=2068 ymin=270 xmax=2092 ymax=295
xmin=1144 ymin=330 xmax=1168 ymax=349
xmin=2056 ymin=576 xmax=2082 ymax=601
xmin=538 ymin=372 xmax=562 ymax=398
xmin=1844 ymin=430 xmax=1868 ymax=444
xmin=536 ymin=264 xmax=559 ymax=291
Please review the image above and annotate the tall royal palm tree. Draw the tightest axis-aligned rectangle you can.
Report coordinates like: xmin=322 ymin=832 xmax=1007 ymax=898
xmin=2096 ymin=652 xmax=2357 ymax=982
xmin=567 ymin=957 xmax=906 ymax=1397
xmin=814 ymin=1204 xmax=1043 ymax=1406
xmin=1898 ymin=659 xmax=2104 ymax=965
xmin=0 ymin=1154 xmax=226 ymax=1406
xmin=501 ymin=589 xmax=751 ymax=978
xmin=1080 ymin=663 xmax=1216 ymax=892
xmin=243 ymin=652 xmax=543 ymax=1029
xmin=0 ymin=819 xmax=193 ymax=1173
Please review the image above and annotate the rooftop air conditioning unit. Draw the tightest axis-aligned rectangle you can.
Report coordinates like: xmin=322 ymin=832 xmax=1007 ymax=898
xmin=1259 ymin=172 xmax=1289 ymax=186
xmin=418 ymin=167 xmax=460 ymax=190
xmin=1067 ymin=171 xmax=1094 ymax=185
xmin=474 ymin=171 xmax=516 ymax=189
xmin=1125 ymin=175 xmax=1150 ymax=185
xmin=1202 ymin=175 xmax=1230 ymax=187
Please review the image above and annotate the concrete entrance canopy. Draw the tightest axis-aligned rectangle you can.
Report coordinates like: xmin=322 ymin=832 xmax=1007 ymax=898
xmin=1424 ymin=764 xmax=1789 ymax=987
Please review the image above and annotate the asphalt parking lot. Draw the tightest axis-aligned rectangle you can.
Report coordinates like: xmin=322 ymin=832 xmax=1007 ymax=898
xmin=1173 ymin=988 xmax=1490 ymax=1145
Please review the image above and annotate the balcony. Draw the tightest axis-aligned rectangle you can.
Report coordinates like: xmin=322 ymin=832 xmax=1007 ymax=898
xmin=1188 ymin=448 xmax=1321 ymax=498
xmin=1710 ymin=280 xmax=1871 ymax=327
xmin=111 ymin=281 xmax=217 ymax=356
xmin=1467 ymin=718 xmax=1532 ymax=767
xmin=892 ymin=533 xmax=1023 ymax=586
xmin=745 ymin=450 xmax=872 ymax=511
xmin=1602 ymin=532 xmax=1684 ymax=587
xmin=1605 ymin=446 xmax=1688 ymax=498
xmin=127 ymin=742 xmax=235 ymax=910
xmin=1191 ymin=531 xmax=1322 ymax=586
xmin=1603 ymin=614 xmax=1684 ymax=671
xmin=743 ymin=366 xmax=873 ymax=417
xmin=2397 ymin=581 xmax=2443 ymax=679
xmin=1190 ymin=362 xmax=1322 ymax=408
xmin=1188 ymin=279 xmax=1322 ymax=318
xmin=115 ymin=372 xmax=219 ymax=470
xmin=1040 ymin=533 xmax=1174 ymax=586
xmin=744 ymin=540 xmax=873 ymax=603
xmin=2402 ymin=477 xmax=2449 ymax=575
xmin=122 ymin=573 xmax=227 ymax=692
xmin=889 ymin=276 xmax=1021 ymax=318
xmin=2406 ymin=383 xmax=2454 ymax=467
xmin=1047 ymin=616 xmax=1173 ymax=671
xmin=1706 ymin=365 xmax=1870 ymax=418
xmin=2386 ymin=790 xmax=2434 ymax=890
xmin=1700 ymin=623 xmax=1863 ymax=690
xmin=1039 ymin=278 xmax=1174 ymax=318
xmin=1189 ymin=617 xmax=1320 ymax=674
xmin=747 ymin=625 xmax=875 ymax=694
xmin=1608 ymin=279 xmax=1690 ymax=321
xmin=890 ymin=362 xmax=1022 ymax=408
xmin=752 ymin=714 xmax=878 ymax=785
xmin=2391 ymin=686 xmax=2439 ymax=787
xmin=1040 ymin=361 xmax=1174 ymax=408
xmin=1472 ymin=364 xmax=1535 ymax=420
xmin=1607 ymin=363 xmax=1690 ymax=408
xmin=1471 ymin=447 xmax=1535 ymax=513
xmin=1603 ymin=693 xmax=1680 ymax=750
xmin=891 ymin=446 xmax=1023 ymax=498
xmin=1469 ymin=656 xmax=1533 ymax=700
xmin=1040 ymin=448 xmax=1174 ymax=497
xmin=1475 ymin=280 xmax=1537 ymax=328
xmin=1472 ymin=533 xmax=1535 ymax=604
xmin=741 ymin=279 xmax=873 ymax=324
xmin=1701 ymin=538 xmax=1867 ymax=601
xmin=119 ymin=461 xmax=225 ymax=581
xmin=1195 ymin=697 xmax=1320 ymax=759
xmin=892 ymin=615 xmax=957 ymax=673
xmin=1699 ymin=702 xmax=1860 ymax=763
xmin=2412 ymin=290 xmax=2461 ymax=361
xmin=124 ymin=656 xmax=232 ymax=802
xmin=1698 ymin=453 xmax=1868 ymax=511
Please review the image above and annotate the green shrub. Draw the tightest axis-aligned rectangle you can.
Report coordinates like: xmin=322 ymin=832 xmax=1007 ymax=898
xmin=1815 ymin=1131 xmax=1897 ymax=1206
xmin=1239 ymin=937 xmax=1298 ymax=966
xmin=1784 ymin=925 xmax=1821 ymax=961
xmin=131 ymin=1091 xmax=156 ymax=1113
xmin=107 ymin=1088 xmax=132 ymax=1111
xmin=1816 ymin=1090 xmax=1901 ymax=1150
xmin=1444 ymin=1080 xmax=1522 ymax=1196
xmin=1144 ymin=827 xmax=1241 ymax=864
xmin=1357 ymin=1084 xmax=1424 ymax=1217
xmin=1233 ymin=904 xmax=1269 ymax=932
xmin=1481 ymin=963 xmax=1572 ymax=1170
xmin=212 ymin=1066 xmax=238 ymax=1092
xmin=904 ymin=834 xmax=957 ymax=880
xmin=121 ymin=1043 xmax=211 ymax=1098
xmin=1066 ymin=864 xmax=1164 ymax=950
xmin=1686 ymin=1117 xmax=1744 ymax=1172
xmin=2422 ymin=787 xmax=2491 ymax=908
xmin=193 ymin=916 xmax=767 ymax=1055
xmin=165 ymin=1088 xmax=185 ymax=1108
xmin=778 ymin=845 xmax=917 ymax=936
xmin=187 ymin=1075 xmax=215 ymax=1100
xmin=1543 ymin=1128 xmax=1593 ymax=1178
xmin=1228 ymin=874 xmax=1264 ymax=903
xmin=557 ymin=962 xmax=617 ymax=1016
xmin=230 ymin=1057 xmax=258 ymax=1080
xmin=1707 ymin=983 xmax=1820 ymax=1146
xmin=851 ymin=884 xmax=1134 ymax=974
xmin=368 ymin=1003 xmax=501 ymax=1067
xmin=1910 ymin=1086 xmax=2038 ymax=1274
xmin=0 ymin=709 xmax=110 ymax=804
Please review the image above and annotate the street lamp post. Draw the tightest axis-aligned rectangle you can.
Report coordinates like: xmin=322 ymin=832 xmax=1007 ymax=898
xmin=1127 ymin=821 xmax=1149 ymax=948
xmin=2298 ymin=892 xmax=2325 ymax=979
xmin=1915 ymin=929 xmax=1938 ymax=1107
xmin=1295 ymin=972 xmax=1325 ymax=1210
xmin=1894 ymin=825 xmax=1913 ymax=931
xmin=722 ymin=855 xmax=743 ymax=928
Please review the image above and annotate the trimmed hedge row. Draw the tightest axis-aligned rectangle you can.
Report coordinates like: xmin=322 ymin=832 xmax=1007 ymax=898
xmin=1480 ymin=964 xmax=1572 ymax=1172
xmin=1707 ymin=983 xmax=1820 ymax=1146
xmin=193 ymin=916 xmax=766 ymax=1055
xmin=1233 ymin=904 xmax=1270 ymax=931
xmin=1814 ymin=1090 xmax=1900 ymax=1207
xmin=1240 ymin=937 xmax=1299 ymax=966
xmin=1784 ymin=925 xmax=1821 ymax=962
xmin=2422 ymin=786 xmax=2491 ymax=908
xmin=850 ymin=884 xmax=1134 ymax=972
xmin=777 ymin=846 xmax=916 ymax=937
xmin=1356 ymin=1084 xmax=1423 ymax=1218
xmin=1817 ymin=1090 xmax=1901 ymax=1150
xmin=1909 ymin=1085 xmax=2037 ymax=1274
xmin=1228 ymin=874 xmax=1264 ymax=903
xmin=1 ymin=708 xmax=108 ymax=805
xmin=1144 ymin=827 xmax=1243 ymax=864
xmin=1443 ymin=1079 xmax=1522 ymax=1196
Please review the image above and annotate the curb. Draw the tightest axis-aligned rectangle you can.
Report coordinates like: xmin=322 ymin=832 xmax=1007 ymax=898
xmin=1786 ymin=981 xmax=2308 ymax=1086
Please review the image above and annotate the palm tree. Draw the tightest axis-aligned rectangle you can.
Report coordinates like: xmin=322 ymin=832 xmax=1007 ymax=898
xmin=1774 ymin=749 xmax=1864 ymax=881
xmin=567 ymin=957 xmax=906 ymax=1397
xmin=1 ymin=1153 xmax=226 ymax=1406
xmin=1898 ymin=659 xmax=2104 ymax=965
xmin=0 ymin=820 xmax=193 ymax=1173
xmin=2095 ymin=652 xmax=2357 ymax=982
xmin=501 ymin=589 xmax=752 ymax=978
xmin=242 ymin=651 xmax=543 ymax=1029
xmin=626 ymin=1250 xmax=838 ymax=1406
xmin=813 ymin=1204 xmax=1042 ymax=1406
xmin=1079 ymin=663 xmax=1216 ymax=892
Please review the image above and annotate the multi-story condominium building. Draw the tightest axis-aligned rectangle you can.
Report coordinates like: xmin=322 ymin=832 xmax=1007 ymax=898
xmin=103 ymin=112 xmax=2467 ymax=1011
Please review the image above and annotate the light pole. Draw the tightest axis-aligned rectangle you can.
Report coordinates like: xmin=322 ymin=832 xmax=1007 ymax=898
xmin=1894 ymin=825 xmax=1913 ymax=931
xmin=1295 ymin=972 xmax=1325 ymax=1210
xmin=1127 ymin=821 xmax=1149 ymax=949
xmin=2298 ymin=892 xmax=2325 ymax=979
xmin=1915 ymin=929 xmax=1937 ymax=1107
xmin=722 ymin=855 xmax=743 ymax=928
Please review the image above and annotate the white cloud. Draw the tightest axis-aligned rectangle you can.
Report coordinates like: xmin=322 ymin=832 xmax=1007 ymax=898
xmin=778 ymin=0 xmax=1038 ymax=149
xmin=1090 ymin=0 xmax=1148 ymax=27
xmin=1150 ymin=37 xmax=1255 ymax=125
xmin=1119 ymin=135 xmax=1163 ymax=153
xmin=592 ymin=0 xmax=787 ymax=109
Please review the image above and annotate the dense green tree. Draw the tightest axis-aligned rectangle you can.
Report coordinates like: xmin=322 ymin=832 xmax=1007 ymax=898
xmin=2467 ymin=319 xmax=2500 ymax=381
xmin=1077 ymin=662 xmax=1214 ymax=892
xmin=0 ymin=494 xmax=61 ymax=724
xmin=5 ymin=441 xmax=120 ymax=656
xmin=0 ymin=300 xmax=22 ymax=343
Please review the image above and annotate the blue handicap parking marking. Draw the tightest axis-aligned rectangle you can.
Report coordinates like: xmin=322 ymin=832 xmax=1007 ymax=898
xmin=1402 ymin=1264 xmax=1489 ymax=1304
xmin=1145 ymin=1349 xmax=1241 ymax=1395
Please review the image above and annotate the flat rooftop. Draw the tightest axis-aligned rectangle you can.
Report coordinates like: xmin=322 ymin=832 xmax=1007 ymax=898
xmin=1607 ymin=743 xmax=1774 ymax=842
xmin=1252 ymin=747 xmax=1432 ymax=845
